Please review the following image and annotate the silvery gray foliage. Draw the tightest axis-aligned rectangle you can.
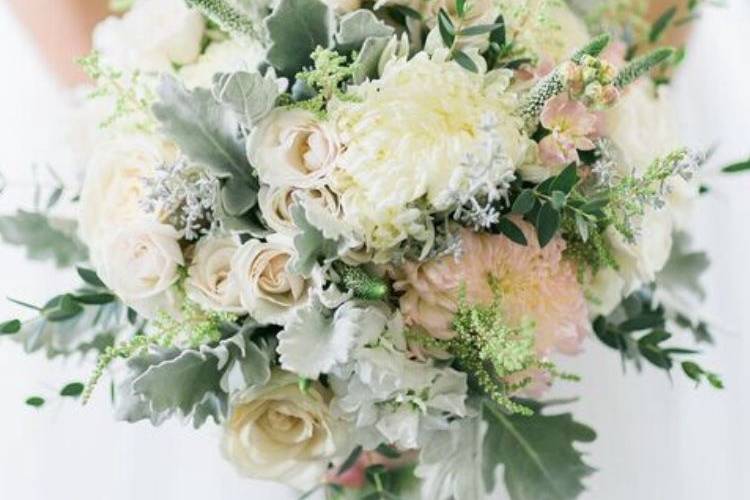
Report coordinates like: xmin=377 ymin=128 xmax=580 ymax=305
xmin=0 ymin=211 xmax=88 ymax=268
xmin=115 ymin=327 xmax=275 ymax=429
xmin=212 ymin=71 xmax=280 ymax=129
xmin=12 ymin=300 xmax=126 ymax=359
xmin=335 ymin=9 xmax=394 ymax=54
xmin=656 ymin=231 xmax=710 ymax=304
xmin=290 ymin=202 xmax=350 ymax=277
xmin=415 ymin=414 xmax=487 ymax=500
xmin=140 ymin=158 xmax=221 ymax=240
xmin=152 ymin=75 xmax=258 ymax=219
xmin=264 ymin=0 xmax=336 ymax=78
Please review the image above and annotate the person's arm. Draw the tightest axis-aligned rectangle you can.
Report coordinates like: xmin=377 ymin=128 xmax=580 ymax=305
xmin=8 ymin=0 xmax=110 ymax=86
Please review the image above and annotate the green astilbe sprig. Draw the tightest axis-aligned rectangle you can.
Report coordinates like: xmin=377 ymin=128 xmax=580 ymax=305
xmin=82 ymin=301 xmax=237 ymax=403
xmin=334 ymin=262 xmax=391 ymax=301
xmin=185 ymin=0 xmax=259 ymax=38
xmin=423 ymin=286 xmax=560 ymax=415
xmin=294 ymin=48 xmax=360 ymax=116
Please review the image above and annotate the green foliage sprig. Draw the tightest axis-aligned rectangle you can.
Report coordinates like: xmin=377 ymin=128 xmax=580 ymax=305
xmin=77 ymin=51 xmax=155 ymax=131
xmin=185 ymin=0 xmax=259 ymax=38
xmin=613 ymin=47 xmax=675 ymax=88
xmin=294 ymin=48 xmax=359 ymax=115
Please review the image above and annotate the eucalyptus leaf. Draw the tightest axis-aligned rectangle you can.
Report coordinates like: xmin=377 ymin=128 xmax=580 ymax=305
xmin=497 ymin=218 xmax=527 ymax=246
xmin=25 ymin=397 xmax=45 ymax=408
xmin=0 ymin=319 xmax=21 ymax=335
xmin=60 ymin=382 xmax=85 ymax=397
xmin=438 ymin=9 xmax=455 ymax=47
xmin=535 ymin=203 xmax=560 ymax=247
xmin=0 ymin=211 xmax=88 ymax=268
xmin=511 ymin=190 xmax=535 ymax=214
xmin=453 ymin=51 xmax=478 ymax=73
xmin=265 ymin=0 xmax=335 ymax=77
xmin=77 ymin=267 xmax=106 ymax=288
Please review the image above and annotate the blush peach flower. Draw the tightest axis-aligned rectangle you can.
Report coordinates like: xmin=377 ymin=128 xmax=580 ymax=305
xmin=538 ymin=95 xmax=598 ymax=168
xmin=393 ymin=222 xmax=590 ymax=356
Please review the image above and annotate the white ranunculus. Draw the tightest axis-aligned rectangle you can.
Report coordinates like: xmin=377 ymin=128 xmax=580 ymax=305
xmin=258 ymin=184 xmax=342 ymax=238
xmin=608 ymin=208 xmax=674 ymax=294
xmin=186 ymin=236 xmax=243 ymax=313
xmin=78 ymin=135 xmax=176 ymax=250
xmin=231 ymin=236 xmax=309 ymax=324
xmin=96 ymin=220 xmax=184 ymax=319
xmin=179 ymin=39 xmax=266 ymax=89
xmin=222 ymin=371 xmax=345 ymax=490
xmin=605 ymin=85 xmax=679 ymax=175
xmin=247 ymin=108 xmax=341 ymax=188
xmin=93 ymin=0 xmax=204 ymax=72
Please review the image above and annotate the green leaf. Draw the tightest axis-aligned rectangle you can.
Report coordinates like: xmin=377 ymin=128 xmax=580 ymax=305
xmin=352 ymin=36 xmax=391 ymax=83
xmin=681 ymin=361 xmax=703 ymax=382
xmin=721 ymin=158 xmax=750 ymax=173
xmin=339 ymin=445 xmax=364 ymax=474
xmin=550 ymin=164 xmax=579 ymax=194
xmin=649 ymin=6 xmax=678 ymax=43
xmin=535 ymin=203 xmax=560 ymax=247
xmin=0 ymin=319 xmax=21 ymax=335
xmin=77 ymin=267 xmax=106 ymax=288
xmin=459 ymin=23 xmax=504 ymax=37
xmin=497 ymin=218 xmax=528 ymax=246
xmin=438 ymin=8 xmax=455 ymax=47
xmin=335 ymin=9 xmax=394 ymax=53
xmin=0 ymin=211 xmax=88 ymax=268
xmin=455 ymin=0 xmax=466 ymax=17
xmin=375 ymin=443 xmax=401 ymax=459
xmin=25 ymin=396 xmax=45 ymax=408
xmin=265 ymin=0 xmax=335 ymax=77
xmin=453 ymin=50 xmax=479 ymax=73
xmin=489 ymin=14 xmax=506 ymax=48
xmin=43 ymin=294 xmax=84 ymax=322
xmin=212 ymin=71 xmax=280 ymax=128
xmin=74 ymin=293 xmax=116 ymax=305
xmin=512 ymin=190 xmax=535 ymax=214
xmin=619 ymin=314 xmax=665 ymax=332
xmin=482 ymin=400 xmax=596 ymax=500
xmin=550 ymin=191 xmax=567 ymax=210
xmin=290 ymin=203 xmax=343 ymax=276
xmin=60 ymin=382 xmax=85 ymax=398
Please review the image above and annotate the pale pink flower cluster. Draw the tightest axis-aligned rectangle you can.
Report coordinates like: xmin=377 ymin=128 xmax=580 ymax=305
xmin=538 ymin=95 xmax=599 ymax=168
xmin=394 ymin=221 xmax=590 ymax=356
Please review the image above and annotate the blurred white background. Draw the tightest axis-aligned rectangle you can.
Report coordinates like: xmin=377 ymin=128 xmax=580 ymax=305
xmin=0 ymin=1 xmax=748 ymax=500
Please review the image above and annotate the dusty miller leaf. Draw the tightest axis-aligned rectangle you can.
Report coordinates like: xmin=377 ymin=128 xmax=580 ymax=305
xmin=213 ymin=71 xmax=280 ymax=128
xmin=335 ymin=9 xmax=394 ymax=53
xmin=0 ymin=211 xmax=88 ymax=268
xmin=264 ymin=0 xmax=335 ymax=78
xmin=482 ymin=400 xmax=596 ymax=500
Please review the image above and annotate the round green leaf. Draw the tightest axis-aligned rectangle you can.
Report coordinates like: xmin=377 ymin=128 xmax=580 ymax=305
xmin=60 ymin=382 xmax=85 ymax=398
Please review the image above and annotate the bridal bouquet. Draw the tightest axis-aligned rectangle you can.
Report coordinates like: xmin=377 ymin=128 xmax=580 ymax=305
xmin=0 ymin=0 xmax=725 ymax=498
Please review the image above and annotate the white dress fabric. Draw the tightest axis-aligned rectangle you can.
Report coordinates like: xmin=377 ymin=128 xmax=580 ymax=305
xmin=0 ymin=2 xmax=748 ymax=500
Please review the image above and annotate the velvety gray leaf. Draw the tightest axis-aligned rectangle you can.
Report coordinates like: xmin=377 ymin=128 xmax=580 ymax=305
xmin=264 ymin=0 xmax=335 ymax=77
xmin=335 ymin=9 xmax=393 ymax=53
xmin=290 ymin=204 xmax=341 ymax=276
xmin=213 ymin=71 xmax=279 ymax=128
xmin=352 ymin=36 xmax=390 ymax=83
xmin=0 ymin=211 xmax=87 ymax=268
xmin=482 ymin=400 xmax=596 ymax=500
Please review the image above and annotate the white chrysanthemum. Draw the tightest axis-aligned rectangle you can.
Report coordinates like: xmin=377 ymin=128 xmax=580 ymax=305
xmin=332 ymin=53 xmax=530 ymax=257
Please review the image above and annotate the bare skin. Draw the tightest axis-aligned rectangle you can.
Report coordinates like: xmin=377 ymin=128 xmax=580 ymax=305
xmin=8 ymin=0 xmax=110 ymax=86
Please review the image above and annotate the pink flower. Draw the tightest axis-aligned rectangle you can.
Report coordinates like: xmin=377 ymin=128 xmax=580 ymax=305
xmin=326 ymin=450 xmax=417 ymax=489
xmin=538 ymin=95 xmax=598 ymax=168
xmin=394 ymin=222 xmax=590 ymax=356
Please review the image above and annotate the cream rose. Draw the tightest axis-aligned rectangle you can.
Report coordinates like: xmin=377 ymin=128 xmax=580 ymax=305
xmin=186 ymin=236 xmax=243 ymax=313
xmin=258 ymin=184 xmax=342 ymax=237
xmin=78 ymin=135 xmax=176 ymax=249
xmin=222 ymin=371 xmax=344 ymax=490
xmin=247 ymin=109 xmax=340 ymax=188
xmin=231 ymin=236 xmax=309 ymax=324
xmin=96 ymin=220 xmax=184 ymax=319
xmin=93 ymin=0 xmax=204 ymax=73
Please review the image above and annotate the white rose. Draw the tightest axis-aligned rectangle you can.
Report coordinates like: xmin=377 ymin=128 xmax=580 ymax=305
xmin=96 ymin=220 xmax=184 ymax=319
xmin=79 ymin=135 xmax=176 ymax=249
xmin=222 ymin=371 xmax=344 ymax=490
xmin=258 ymin=184 xmax=341 ymax=237
xmin=179 ymin=39 xmax=266 ymax=89
xmin=186 ymin=236 xmax=243 ymax=313
xmin=608 ymin=208 xmax=674 ymax=294
xmin=231 ymin=236 xmax=309 ymax=324
xmin=586 ymin=266 xmax=626 ymax=317
xmin=247 ymin=109 xmax=340 ymax=188
xmin=93 ymin=0 xmax=204 ymax=72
